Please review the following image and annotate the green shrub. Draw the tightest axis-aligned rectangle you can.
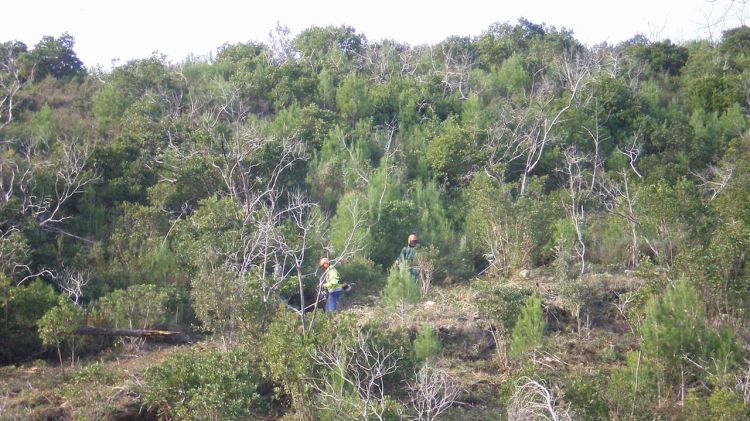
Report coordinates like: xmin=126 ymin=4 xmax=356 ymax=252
xmin=95 ymin=284 xmax=171 ymax=349
xmin=563 ymin=375 xmax=609 ymax=421
xmin=260 ymin=309 xmax=346 ymax=418
xmin=682 ymin=388 xmax=749 ymax=421
xmin=337 ymin=257 xmax=386 ymax=293
xmin=96 ymin=284 xmax=170 ymax=329
xmin=1 ymin=277 xmax=59 ymax=362
xmin=37 ymin=295 xmax=85 ymax=366
xmin=641 ymin=280 xmax=741 ymax=383
xmin=144 ymin=347 xmax=267 ymax=420
xmin=191 ymin=265 xmax=269 ymax=344
xmin=381 ymin=263 xmax=421 ymax=315
xmin=475 ymin=283 xmax=533 ymax=333
xmin=509 ymin=294 xmax=545 ymax=359
xmin=413 ymin=324 xmax=442 ymax=362
xmin=605 ymin=352 xmax=661 ymax=420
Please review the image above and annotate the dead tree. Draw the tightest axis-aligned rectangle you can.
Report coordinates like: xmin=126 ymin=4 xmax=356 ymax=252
xmin=0 ymin=44 xmax=31 ymax=131
xmin=491 ymin=52 xmax=590 ymax=196
xmin=560 ymin=146 xmax=591 ymax=275
xmin=429 ymin=40 xmax=475 ymax=99
xmin=18 ymin=137 xmax=99 ymax=241
xmin=54 ymin=267 xmax=91 ymax=305
xmin=598 ymin=139 xmax=643 ymax=268
xmin=507 ymin=377 xmax=572 ymax=421
xmin=406 ymin=363 xmax=460 ymax=421
xmin=691 ymin=163 xmax=733 ymax=200
xmin=312 ymin=329 xmax=400 ymax=421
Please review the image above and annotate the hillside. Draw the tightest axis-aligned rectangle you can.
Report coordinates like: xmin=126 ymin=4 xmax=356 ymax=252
xmin=1 ymin=19 xmax=749 ymax=420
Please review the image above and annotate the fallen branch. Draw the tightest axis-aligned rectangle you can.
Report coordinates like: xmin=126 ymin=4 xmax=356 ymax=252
xmin=72 ymin=326 xmax=189 ymax=343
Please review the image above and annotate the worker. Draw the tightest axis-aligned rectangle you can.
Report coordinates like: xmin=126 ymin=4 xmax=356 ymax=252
xmin=320 ymin=257 xmax=349 ymax=312
xmin=397 ymin=233 xmax=418 ymax=279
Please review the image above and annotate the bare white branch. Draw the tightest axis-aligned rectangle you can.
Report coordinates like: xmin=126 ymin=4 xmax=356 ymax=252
xmin=406 ymin=363 xmax=460 ymax=421
xmin=507 ymin=377 xmax=572 ymax=421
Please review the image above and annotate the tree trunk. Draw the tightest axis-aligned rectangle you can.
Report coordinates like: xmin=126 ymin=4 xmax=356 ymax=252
xmin=72 ymin=326 xmax=189 ymax=342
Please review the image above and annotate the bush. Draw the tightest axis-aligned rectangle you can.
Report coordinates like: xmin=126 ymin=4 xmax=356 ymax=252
xmin=260 ymin=309 xmax=346 ymax=418
xmin=605 ymin=352 xmax=661 ymax=420
xmin=95 ymin=284 xmax=170 ymax=349
xmin=95 ymin=284 xmax=170 ymax=329
xmin=336 ymin=257 xmax=386 ymax=294
xmin=475 ymin=283 xmax=534 ymax=333
xmin=1 ymin=277 xmax=58 ymax=363
xmin=682 ymin=388 xmax=749 ymax=421
xmin=509 ymin=294 xmax=545 ymax=359
xmin=476 ymin=282 xmax=535 ymax=365
xmin=563 ymin=375 xmax=609 ymax=421
xmin=144 ymin=347 xmax=267 ymax=420
xmin=191 ymin=265 xmax=269 ymax=345
xmin=37 ymin=295 xmax=85 ymax=366
xmin=381 ymin=263 xmax=421 ymax=320
xmin=641 ymin=280 xmax=741 ymax=384
xmin=413 ymin=324 xmax=442 ymax=362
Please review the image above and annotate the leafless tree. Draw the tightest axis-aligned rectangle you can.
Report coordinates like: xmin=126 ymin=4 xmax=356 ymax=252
xmin=559 ymin=146 xmax=591 ymax=275
xmin=702 ymin=0 xmax=750 ymax=40
xmin=312 ymin=329 xmax=400 ymax=421
xmin=736 ymin=359 xmax=750 ymax=404
xmin=406 ymin=363 xmax=460 ymax=421
xmin=19 ymin=137 xmax=99 ymax=241
xmin=414 ymin=251 xmax=437 ymax=294
xmin=598 ymin=138 xmax=643 ymax=268
xmin=0 ymin=44 xmax=31 ymax=131
xmin=507 ymin=377 xmax=572 ymax=421
xmin=267 ymin=22 xmax=296 ymax=66
xmin=428 ymin=40 xmax=475 ymax=99
xmin=54 ymin=266 xmax=92 ymax=305
xmin=691 ymin=163 xmax=733 ymax=200
xmin=355 ymin=40 xmax=412 ymax=83
xmin=490 ymin=52 xmax=590 ymax=196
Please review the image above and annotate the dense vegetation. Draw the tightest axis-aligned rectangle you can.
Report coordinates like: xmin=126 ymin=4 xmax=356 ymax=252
xmin=1 ymin=20 xmax=749 ymax=420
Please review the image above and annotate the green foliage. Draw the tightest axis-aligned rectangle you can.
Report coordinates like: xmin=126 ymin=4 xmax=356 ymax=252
xmin=27 ymin=33 xmax=85 ymax=81
xmin=464 ymin=173 xmax=555 ymax=272
xmin=425 ymin=118 xmax=482 ymax=186
xmin=329 ymin=193 xmax=369 ymax=256
xmin=95 ymin=284 xmax=170 ymax=330
xmin=413 ymin=324 xmax=442 ymax=362
xmin=336 ymin=257 xmax=385 ymax=293
xmin=260 ymin=309 xmax=346 ymax=417
xmin=563 ymin=375 xmax=609 ymax=421
xmin=640 ymin=280 xmax=741 ymax=381
xmin=191 ymin=265 xmax=269 ymax=343
xmin=368 ymin=200 xmax=417 ymax=268
xmin=1 ymin=278 xmax=58 ymax=363
xmin=508 ymin=294 xmax=545 ymax=359
xmin=37 ymin=295 xmax=85 ymax=364
xmin=173 ymin=196 xmax=243 ymax=273
xmin=493 ymin=53 xmax=530 ymax=98
xmin=410 ymin=180 xmax=453 ymax=254
xmin=144 ymin=347 xmax=267 ymax=420
xmin=682 ymin=388 xmax=749 ymax=421
xmin=381 ymin=263 xmax=421 ymax=308
xmin=336 ymin=74 xmax=374 ymax=122
xmin=605 ymin=352 xmax=662 ymax=420
xmin=92 ymin=83 xmax=129 ymax=130
xmin=475 ymin=283 xmax=534 ymax=333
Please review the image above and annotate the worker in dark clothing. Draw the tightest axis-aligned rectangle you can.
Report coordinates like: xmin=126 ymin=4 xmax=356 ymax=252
xmin=397 ymin=233 xmax=418 ymax=279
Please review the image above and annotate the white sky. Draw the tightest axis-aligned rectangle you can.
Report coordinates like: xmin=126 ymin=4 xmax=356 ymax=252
xmin=2 ymin=0 xmax=747 ymax=70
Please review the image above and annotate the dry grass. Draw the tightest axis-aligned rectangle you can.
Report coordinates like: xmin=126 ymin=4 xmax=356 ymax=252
xmin=0 ymin=342 xmax=185 ymax=420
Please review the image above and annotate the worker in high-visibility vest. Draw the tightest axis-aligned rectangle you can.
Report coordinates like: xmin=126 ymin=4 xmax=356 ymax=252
xmin=319 ymin=257 xmax=349 ymax=312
